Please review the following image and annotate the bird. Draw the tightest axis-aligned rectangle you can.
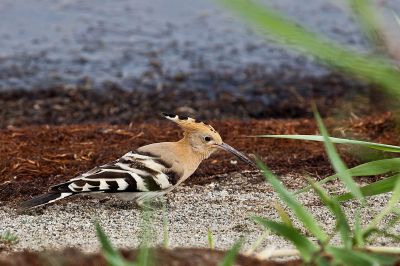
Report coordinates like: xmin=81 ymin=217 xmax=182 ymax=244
xmin=20 ymin=113 xmax=256 ymax=209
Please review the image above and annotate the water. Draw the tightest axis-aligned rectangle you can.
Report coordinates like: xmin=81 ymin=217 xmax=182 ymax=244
xmin=0 ymin=0 xmax=398 ymax=90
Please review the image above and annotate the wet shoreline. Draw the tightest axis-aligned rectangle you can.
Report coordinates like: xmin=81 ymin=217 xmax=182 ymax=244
xmin=0 ymin=72 xmax=375 ymax=128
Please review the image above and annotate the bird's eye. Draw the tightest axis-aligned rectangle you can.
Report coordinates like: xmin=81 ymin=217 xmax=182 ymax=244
xmin=204 ymin=136 xmax=212 ymax=142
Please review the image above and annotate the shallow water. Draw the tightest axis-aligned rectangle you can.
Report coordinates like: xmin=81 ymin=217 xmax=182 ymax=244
xmin=0 ymin=0 xmax=399 ymax=91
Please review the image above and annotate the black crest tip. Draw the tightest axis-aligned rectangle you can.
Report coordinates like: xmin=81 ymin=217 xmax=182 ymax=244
xmin=162 ymin=112 xmax=176 ymax=118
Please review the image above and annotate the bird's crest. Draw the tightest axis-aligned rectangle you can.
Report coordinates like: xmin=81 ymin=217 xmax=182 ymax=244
xmin=162 ymin=113 xmax=217 ymax=134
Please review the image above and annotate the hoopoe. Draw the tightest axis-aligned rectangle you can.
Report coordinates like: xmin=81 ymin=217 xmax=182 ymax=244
xmin=20 ymin=113 xmax=256 ymax=209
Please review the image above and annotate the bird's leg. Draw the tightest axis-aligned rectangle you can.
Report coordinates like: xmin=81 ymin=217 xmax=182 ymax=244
xmin=135 ymin=198 xmax=148 ymax=209
xmin=136 ymin=199 xmax=160 ymax=211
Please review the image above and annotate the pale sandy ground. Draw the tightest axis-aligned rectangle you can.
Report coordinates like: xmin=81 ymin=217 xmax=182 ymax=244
xmin=0 ymin=171 xmax=399 ymax=254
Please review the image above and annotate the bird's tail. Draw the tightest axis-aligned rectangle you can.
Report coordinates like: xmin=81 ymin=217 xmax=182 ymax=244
xmin=19 ymin=192 xmax=73 ymax=209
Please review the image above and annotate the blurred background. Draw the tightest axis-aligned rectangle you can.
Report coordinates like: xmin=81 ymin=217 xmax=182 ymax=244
xmin=0 ymin=0 xmax=399 ymax=127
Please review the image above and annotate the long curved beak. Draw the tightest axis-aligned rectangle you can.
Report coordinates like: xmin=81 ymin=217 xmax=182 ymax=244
xmin=216 ymin=142 xmax=257 ymax=168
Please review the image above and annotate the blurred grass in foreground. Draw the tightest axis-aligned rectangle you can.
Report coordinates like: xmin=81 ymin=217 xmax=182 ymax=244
xmin=259 ymin=133 xmax=400 ymax=199
xmin=218 ymin=0 xmax=400 ymax=99
xmin=254 ymin=109 xmax=400 ymax=265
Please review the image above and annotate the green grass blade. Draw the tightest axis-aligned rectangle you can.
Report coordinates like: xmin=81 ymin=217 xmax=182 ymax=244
xmin=258 ymin=135 xmax=400 ymax=153
xmin=95 ymin=222 xmax=131 ymax=266
xmin=136 ymin=202 xmax=154 ymax=266
xmin=253 ymin=217 xmax=319 ymax=262
xmin=273 ymin=202 xmax=293 ymax=227
xmin=95 ymin=222 xmax=118 ymax=257
xmin=336 ymin=174 xmax=400 ymax=201
xmin=246 ymin=229 xmax=270 ymax=255
xmin=353 ymin=208 xmax=365 ymax=247
xmin=382 ymin=209 xmax=400 ymax=231
xmin=364 ymin=176 xmax=400 ymax=233
xmin=162 ymin=201 xmax=169 ymax=249
xmin=257 ymin=159 xmax=329 ymax=243
xmin=306 ymin=177 xmax=352 ymax=249
xmin=218 ymin=238 xmax=244 ymax=266
xmin=362 ymin=253 xmax=398 ymax=266
xmin=218 ymin=0 xmax=400 ymax=98
xmin=394 ymin=11 xmax=400 ymax=28
xmin=296 ymin=158 xmax=400 ymax=194
xmin=314 ymin=108 xmax=364 ymax=202
xmin=315 ymin=257 xmax=331 ymax=266
xmin=136 ymin=246 xmax=150 ymax=266
xmin=327 ymin=247 xmax=396 ymax=266
xmin=350 ymin=0 xmax=384 ymax=46
xmin=208 ymin=228 xmax=215 ymax=250
xmin=367 ymin=210 xmax=400 ymax=244
xmin=372 ymin=230 xmax=400 ymax=242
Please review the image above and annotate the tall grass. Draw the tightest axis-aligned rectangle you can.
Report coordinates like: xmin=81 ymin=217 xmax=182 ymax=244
xmin=253 ymin=112 xmax=400 ymax=264
xmin=218 ymin=238 xmax=244 ymax=266
xmin=258 ymin=129 xmax=400 ymax=199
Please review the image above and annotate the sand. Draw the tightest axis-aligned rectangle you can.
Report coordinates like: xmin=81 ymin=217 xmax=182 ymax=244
xmin=1 ymin=171 xmax=398 ymax=254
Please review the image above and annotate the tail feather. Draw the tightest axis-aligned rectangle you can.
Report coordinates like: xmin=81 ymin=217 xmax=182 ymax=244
xmin=20 ymin=192 xmax=73 ymax=209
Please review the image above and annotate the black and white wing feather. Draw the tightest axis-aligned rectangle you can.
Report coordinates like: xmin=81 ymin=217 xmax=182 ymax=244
xmin=20 ymin=151 xmax=179 ymax=208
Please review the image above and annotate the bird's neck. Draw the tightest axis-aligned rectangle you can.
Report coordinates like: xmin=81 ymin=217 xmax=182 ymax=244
xmin=138 ymin=137 xmax=207 ymax=179
xmin=177 ymin=136 xmax=209 ymax=166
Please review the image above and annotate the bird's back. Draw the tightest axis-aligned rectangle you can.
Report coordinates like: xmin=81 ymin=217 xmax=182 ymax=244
xmin=20 ymin=146 xmax=181 ymax=208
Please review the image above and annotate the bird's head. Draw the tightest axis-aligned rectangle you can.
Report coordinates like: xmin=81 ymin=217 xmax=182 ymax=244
xmin=163 ymin=113 xmax=256 ymax=167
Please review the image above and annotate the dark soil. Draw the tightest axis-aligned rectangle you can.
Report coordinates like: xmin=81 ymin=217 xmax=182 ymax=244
xmin=0 ymin=73 xmax=384 ymax=128
xmin=0 ymin=112 xmax=398 ymax=205
xmin=0 ymin=248 xmax=300 ymax=266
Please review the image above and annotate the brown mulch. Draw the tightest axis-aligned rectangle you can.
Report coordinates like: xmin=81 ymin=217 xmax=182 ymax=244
xmin=0 ymin=112 xmax=398 ymax=205
xmin=0 ymin=248 xmax=301 ymax=266
xmin=2 ymin=248 xmax=400 ymax=266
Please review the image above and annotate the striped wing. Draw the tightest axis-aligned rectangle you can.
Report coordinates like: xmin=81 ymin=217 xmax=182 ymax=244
xmin=50 ymin=151 xmax=179 ymax=194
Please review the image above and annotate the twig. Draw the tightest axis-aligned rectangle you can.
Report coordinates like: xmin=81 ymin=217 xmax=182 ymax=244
xmin=363 ymin=246 xmax=400 ymax=254
xmin=255 ymin=248 xmax=299 ymax=259
xmin=255 ymin=246 xmax=400 ymax=260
